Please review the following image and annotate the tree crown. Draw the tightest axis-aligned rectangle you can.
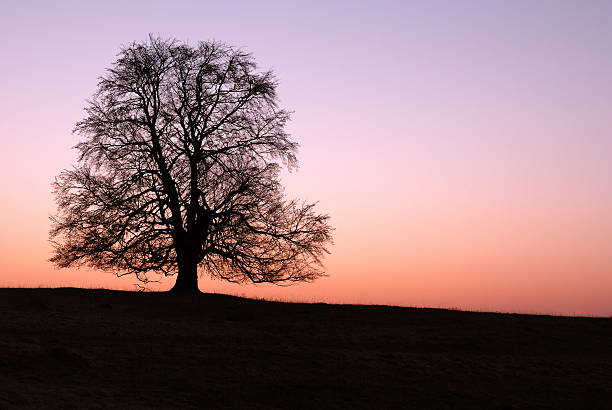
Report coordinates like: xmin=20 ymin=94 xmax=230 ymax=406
xmin=50 ymin=36 xmax=333 ymax=287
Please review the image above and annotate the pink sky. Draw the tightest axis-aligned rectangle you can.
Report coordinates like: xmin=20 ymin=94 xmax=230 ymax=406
xmin=1 ymin=0 xmax=611 ymax=316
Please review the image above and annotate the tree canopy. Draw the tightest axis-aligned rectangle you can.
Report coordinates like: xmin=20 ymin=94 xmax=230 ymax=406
xmin=50 ymin=36 xmax=333 ymax=292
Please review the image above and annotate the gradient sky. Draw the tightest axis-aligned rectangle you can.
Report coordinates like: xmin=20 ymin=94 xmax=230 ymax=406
xmin=1 ymin=0 xmax=611 ymax=316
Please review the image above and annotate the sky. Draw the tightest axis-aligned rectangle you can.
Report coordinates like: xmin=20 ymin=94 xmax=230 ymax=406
xmin=1 ymin=0 xmax=611 ymax=316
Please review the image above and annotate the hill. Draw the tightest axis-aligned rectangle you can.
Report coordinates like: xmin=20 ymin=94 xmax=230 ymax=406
xmin=0 ymin=288 xmax=610 ymax=409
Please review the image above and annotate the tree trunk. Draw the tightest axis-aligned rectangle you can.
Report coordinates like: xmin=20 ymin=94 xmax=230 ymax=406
xmin=171 ymin=259 xmax=200 ymax=293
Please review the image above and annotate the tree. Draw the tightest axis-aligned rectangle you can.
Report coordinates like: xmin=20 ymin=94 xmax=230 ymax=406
xmin=50 ymin=36 xmax=333 ymax=293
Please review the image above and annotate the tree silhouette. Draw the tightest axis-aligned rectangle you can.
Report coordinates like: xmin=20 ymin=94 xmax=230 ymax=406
xmin=50 ymin=36 xmax=333 ymax=292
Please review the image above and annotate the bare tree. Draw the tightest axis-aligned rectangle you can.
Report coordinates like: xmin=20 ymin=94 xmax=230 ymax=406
xmin=50 ymin=36 xmax=333 ymax=293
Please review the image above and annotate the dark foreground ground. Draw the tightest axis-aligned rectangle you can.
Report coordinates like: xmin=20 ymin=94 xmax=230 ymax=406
xmin=0 ymin=289 xmax=611 ymax=409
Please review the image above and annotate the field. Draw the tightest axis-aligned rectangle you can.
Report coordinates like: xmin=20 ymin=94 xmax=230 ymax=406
xmin=1 ymin=288 xmax=611 ymax=409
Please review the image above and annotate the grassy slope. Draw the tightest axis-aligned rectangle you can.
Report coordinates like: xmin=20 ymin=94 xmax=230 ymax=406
xmin=0 ymin=288 xmax=611 ymax=409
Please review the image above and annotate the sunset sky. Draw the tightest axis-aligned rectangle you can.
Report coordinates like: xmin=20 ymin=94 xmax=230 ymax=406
xmin=1 ymin=0 xmax=611 ymax=316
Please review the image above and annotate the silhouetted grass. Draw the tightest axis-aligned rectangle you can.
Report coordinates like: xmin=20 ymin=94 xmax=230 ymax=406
xmin=0 ymin=288 xmax=610 ymax=409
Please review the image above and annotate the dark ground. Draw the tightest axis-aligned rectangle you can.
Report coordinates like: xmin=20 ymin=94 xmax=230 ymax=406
xmin=0 ymin=288 xmax=611 ymax=409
